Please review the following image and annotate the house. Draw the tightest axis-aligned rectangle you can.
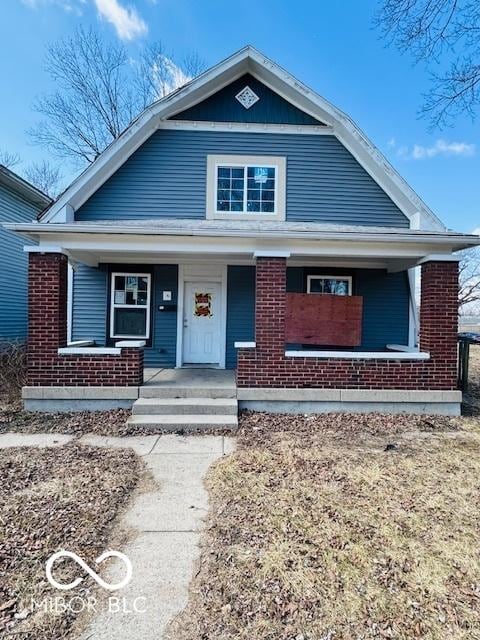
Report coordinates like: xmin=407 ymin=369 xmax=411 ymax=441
xmin=5 ymin=47 xmax=480 ymax=423
xmin=0 ymin=165 xmax=51 ymax=344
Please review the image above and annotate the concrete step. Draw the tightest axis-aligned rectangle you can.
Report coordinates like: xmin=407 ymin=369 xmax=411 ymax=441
xmin=139 ymin=386 xmax=237 ymax=399
xmin=132 ymin=397 xmax=238 ymax=416
xmin=126 ymin=414 xmax=238 ymax=431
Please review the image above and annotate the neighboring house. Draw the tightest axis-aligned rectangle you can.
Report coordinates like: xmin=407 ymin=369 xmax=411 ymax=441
xmin=0 ymin=166 xmax=50 ymax=344
xmin=4 ymin=47 xmax=480 ymax=420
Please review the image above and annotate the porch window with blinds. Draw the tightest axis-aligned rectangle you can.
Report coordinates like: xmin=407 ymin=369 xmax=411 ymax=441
xmin=110 ymin=273 xmax=151 ymax=339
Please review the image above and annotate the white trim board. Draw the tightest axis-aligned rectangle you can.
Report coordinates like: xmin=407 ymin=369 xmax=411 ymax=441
xmin=285 ymin=350 xmax=430 ymax=360
xmin=38 ymin=46 xmax=445 ymax=231
xmin=175 ymin=264 xmax=227 ymax=369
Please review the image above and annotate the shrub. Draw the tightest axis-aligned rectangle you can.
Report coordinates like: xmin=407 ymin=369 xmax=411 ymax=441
xmin=0 ymin=341 xmax=27 ymax=405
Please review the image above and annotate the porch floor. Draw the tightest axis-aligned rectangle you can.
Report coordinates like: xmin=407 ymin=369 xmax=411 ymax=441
xmin=143 ymin=367 xmax=236 ymax=388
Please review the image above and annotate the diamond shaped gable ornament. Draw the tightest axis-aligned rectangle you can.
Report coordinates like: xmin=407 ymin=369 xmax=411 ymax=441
xmin=235 ymin=86 xmax=260 ymax=109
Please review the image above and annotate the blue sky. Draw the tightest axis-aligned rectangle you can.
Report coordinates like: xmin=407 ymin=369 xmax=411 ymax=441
xmin=1 ymin=0 xmax=479 ymax=233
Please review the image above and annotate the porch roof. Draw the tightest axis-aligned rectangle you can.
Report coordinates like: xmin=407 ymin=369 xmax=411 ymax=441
xmin=4 ymin=218 xmax=480 ymax=270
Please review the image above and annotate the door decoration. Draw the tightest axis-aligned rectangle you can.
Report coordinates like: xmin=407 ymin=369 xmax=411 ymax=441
xmin=194 ymin=292 xmax=213 ymax=317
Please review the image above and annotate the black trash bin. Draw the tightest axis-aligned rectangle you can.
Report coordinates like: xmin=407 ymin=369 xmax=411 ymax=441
xmin=458 ymin=333 xmax=480 ymax=391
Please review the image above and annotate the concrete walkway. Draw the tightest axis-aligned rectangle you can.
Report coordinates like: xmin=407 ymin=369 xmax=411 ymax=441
xmin=0 ymin=431 xmax=235 ymax=639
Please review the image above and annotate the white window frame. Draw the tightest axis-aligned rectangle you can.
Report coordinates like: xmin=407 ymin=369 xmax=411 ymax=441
xmin=206 ymin=154 xmax=286 ymax=221
xmin=307 ymin=275 xmax=353 ymax=295
xmin=110 ymin=272 xmax=151 ymax=339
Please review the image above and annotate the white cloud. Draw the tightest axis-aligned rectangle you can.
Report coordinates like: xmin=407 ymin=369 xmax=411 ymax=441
xmin=472 ymin=228 xmax=480 ymax=236
xmin=21 ymin=0 xmax=84 ymax=13
xmin=93 ymin=0 xmax=147 ymax=40
xmin=151 ymin=55 xmax=191 ymax=98
xmin=412 ymin=139 xmax=475 ymax=159
xmin=389 ymin=137 xmax=476 ymax=160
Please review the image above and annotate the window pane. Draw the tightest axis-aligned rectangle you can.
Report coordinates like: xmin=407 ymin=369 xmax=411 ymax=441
xmin=114 ymin=308 xmax=147 ymax=336
xmin=309 ymin=279 xmax=324 ymax=293
xmin=309 ymin=277 xmax=349 ymax=295
xmin=216 ymin=163 xmax=279 ymax=215
xmin=114 ymin=275 xmax=125 ymax=291
xmin=333 ymin=280 xmax=349 ymax=295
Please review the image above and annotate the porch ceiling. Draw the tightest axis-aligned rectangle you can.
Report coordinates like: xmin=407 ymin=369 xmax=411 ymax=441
xmin=4 ymin=219 xmax=480 ymax=270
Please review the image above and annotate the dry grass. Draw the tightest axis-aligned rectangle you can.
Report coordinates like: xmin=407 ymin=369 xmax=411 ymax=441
xmin=0 ymin=444 xmax=142 ymax=639
xmin=172 ymin=413 xmax=480 ymax=640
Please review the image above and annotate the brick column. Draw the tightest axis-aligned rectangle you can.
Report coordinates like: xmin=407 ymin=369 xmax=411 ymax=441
xmin=255 ymin=257 xmax=287 ymax=357
xmin=27 ymin=252 xmax=68 ymax=385
xmin=419 ymin=260 xmax=459 ymax=384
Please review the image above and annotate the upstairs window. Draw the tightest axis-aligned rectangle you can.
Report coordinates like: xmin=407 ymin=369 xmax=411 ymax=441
xmin=307 ymin=275 xmax=352 ymax=296
xmin=217 ymin=165 xmax=276 ymax=213
xmin=110 ymin=273 xmax=151 ymax=339
xmin=207 ymin=155 xmax=286 ymax=221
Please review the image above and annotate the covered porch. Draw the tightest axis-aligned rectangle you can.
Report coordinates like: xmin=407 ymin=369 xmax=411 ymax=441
xmin=9 ymin=218 xmax=479 ymax=413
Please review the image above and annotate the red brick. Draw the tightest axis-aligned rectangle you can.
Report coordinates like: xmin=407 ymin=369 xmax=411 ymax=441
xmin=237 ymin=258 xmax=459 ymax=391
xmin=27 ymin=253 xmax=143 ymax=387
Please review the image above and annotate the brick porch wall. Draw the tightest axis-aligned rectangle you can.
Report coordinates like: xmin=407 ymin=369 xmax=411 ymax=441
xmin=237 ymin=257 xmax=459 ymax=390
xmin=27 ymin=252 xmax=143 ymax=386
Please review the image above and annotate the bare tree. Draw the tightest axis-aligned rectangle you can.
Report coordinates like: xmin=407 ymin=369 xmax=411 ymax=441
xmin=459 ymin=247 xmax=480 ymax=310
xmin=375 ymin=0 xmax=480 ymax=126
xmin=0 ymin=149 xmax=21 ymax=169
xmin=24 ymin=160 xmax=62 ymax=198
xmin=30 ymin=28 xmax=206 ymax=166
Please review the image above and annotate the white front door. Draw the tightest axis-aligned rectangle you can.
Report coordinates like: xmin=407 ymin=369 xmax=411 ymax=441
xmin=182 ymin=281 xmax=222 ymax=364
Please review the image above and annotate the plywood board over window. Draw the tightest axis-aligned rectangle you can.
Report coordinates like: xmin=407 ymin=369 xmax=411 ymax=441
xmin=285 ymin=293 xmax=363 ymax=346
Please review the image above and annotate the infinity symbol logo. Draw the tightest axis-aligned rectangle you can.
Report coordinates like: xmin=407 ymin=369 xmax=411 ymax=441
xmin=46 ymin=550 xmax=133 ymax=592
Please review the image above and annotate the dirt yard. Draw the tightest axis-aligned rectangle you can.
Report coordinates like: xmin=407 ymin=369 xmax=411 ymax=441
xmin=172 ymin=413 xmax=480 ymax=640
xmin=0 ymin=444 xmax=142 ymax=639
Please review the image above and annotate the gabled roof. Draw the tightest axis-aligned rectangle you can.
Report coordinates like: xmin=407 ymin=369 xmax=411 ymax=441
xmin=0 ymin=165 xmax=51 ymax=210
xmin=40 ymin=46 xmax=445 ymax=231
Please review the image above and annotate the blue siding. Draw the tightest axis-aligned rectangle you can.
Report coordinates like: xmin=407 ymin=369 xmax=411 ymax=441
xmin=72 ymin=264 xmax=107 ymax=345
xmin=71 ymin=263 xmax=178 ymax=367
xmin=146 ymin=264 xmax=178 ymax=367
xmin=76 ymin=130 xmax=409 ymax=228
xmin=226 ymin=266 xmax=255 ymax=369
xmin=356 ymin=270 xmax=409 ymax=350
xmin=0 ymin=183 xmax=37 ymax=341
xmin=71 ymin=263 xmax=409 ymax=368
xmin=172 ymin=74 xmax=321 ymax=125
